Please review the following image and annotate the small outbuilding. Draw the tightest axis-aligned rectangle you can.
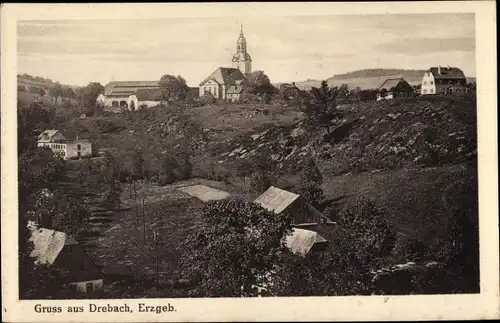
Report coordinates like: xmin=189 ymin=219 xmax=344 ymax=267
xmin=284 ymin=228 xmax=328 ymax=257
xmin=254 ymin=186 xmax=334 ymax=225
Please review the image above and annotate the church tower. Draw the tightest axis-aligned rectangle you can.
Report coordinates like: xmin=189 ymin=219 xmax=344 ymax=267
xmin=232 ymin=25 xmax=252 ymax=75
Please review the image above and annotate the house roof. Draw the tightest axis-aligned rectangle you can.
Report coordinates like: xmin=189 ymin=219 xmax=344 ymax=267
xmin=29 ymin=227 xmax=67 ymax=265
xmin=133 ymin=88 xmax=163 ymax=101
xmin=284 ymin=228 xmax=328 ymax=256
xmin=199 ymin=67 xmax=246 ymax=87
xmin=37 ymin=129 xmax=61 ymax=141
xmin=378 ymin=78 xmax=410 ymax=91
xmin=428 ymin=66 xmax=466 ymax=79
xmin=254 ymin=186 xmax=300 ymax=214
xmin=227 ymin=85 xmax=245 ymax=94
xmin=29 ymin=227 xmax=103 ymax=282
xmin=104 ymin=81 xmax=160 ymax=96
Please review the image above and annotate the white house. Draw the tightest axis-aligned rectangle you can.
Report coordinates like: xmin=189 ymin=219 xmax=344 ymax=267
xmin=37 ymin=130 xmax=92 ymax=159
xmin=421 ymin=66 xmax=467 ymax=95
xmin=29 ymin=226 xmax=103 ymax=293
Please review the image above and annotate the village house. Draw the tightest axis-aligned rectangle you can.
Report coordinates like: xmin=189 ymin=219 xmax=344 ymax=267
xmin=96 ymin=80 xmax=160 ymax=112
xmin=376 ymin=78 xmax=414 ymax=101
xmin=29 ymin=226 xmax=103 ymax=294
xmin=199 ymin=26 xmax=251 ymax=99
xmin=285 ymin=228 xmax=328 ymax=257
xmin=421 ymin=66 xmax=467 ymax=95
xmin=37 ymin=130 xmax=92 ymax=160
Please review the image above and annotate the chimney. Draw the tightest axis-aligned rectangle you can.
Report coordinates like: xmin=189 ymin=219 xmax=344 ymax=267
xmin=438 ymin=65 xmax=441 ymax=74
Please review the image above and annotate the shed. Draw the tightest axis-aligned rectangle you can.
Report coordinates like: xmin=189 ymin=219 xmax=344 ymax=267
xmin=254 ymin=186 xmax=334 ymax=225
xmin=29 ymin=227 xmax=103 ymax=293
xmin=284 ymin=228 xmax=328 ymax=256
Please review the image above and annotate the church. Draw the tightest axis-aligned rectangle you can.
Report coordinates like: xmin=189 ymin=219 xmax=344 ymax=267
xmin=199 ymin=25 xmax=252 ymax=101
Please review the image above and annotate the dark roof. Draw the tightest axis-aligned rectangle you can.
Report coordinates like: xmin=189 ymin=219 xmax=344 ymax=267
xmin=134 ymin=88 xmax=163 ymax=101
xmin=428 ymin=67 xmax=466 ymax=79
xmin=53 ymin=244 xmax=103 ymax=283
xmin=227 ymin=85 xmax=244 ymax=94
xmin=104 ymin=81 xmax=159 ymax=96
xmin=378 ymin=78 xmax=413 ymax=93
xmin=200 ymin=67 xmax=246 ymax=86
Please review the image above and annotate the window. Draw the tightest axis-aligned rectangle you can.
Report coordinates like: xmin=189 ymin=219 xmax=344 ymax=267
xmin=423 ymin=89 xmax=427 ymax=94
xmin=430 ymin=81 xmax=434 ymax=85
xmin=424 ymin=81 xmax=427 ymax=85
xmin=430 ymin=89 xmax=434 ymax=94
xmin=77 ymin=144 xmax=81 ymax=150
xmin=78 ymin=152 xmax=81 ymax=157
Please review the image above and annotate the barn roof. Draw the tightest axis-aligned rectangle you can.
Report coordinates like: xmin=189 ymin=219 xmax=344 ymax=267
xmin=104 ymin=81 xmax=160 ymax=96
xmin=428 ymin=66 xmax=466 ymax=79
xmin=254 ymin=186 xmax=300 ymax=214
xmin=134 ymin=88 xmax=163 ymax=101
xmin=199 ymin=67 xmax=246 ymax=86
xmin=284 ymin=228 xmax=328 ymax=256
xmin=378 ymin=78 xmax=410 ymax=91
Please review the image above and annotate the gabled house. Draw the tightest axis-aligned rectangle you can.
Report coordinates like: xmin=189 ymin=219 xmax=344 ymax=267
xmin=279 ymin=82 xmax=301 ymax=100
xmin=37 ymin=130 xmax=92 ymax=160
xmin=199 ymin=67 xmax=247 ymax=100
xmin=29 ymin=227 xmax=103 ymax=293
xmin=421 ymin=66 xmax=467 ymax=95
xmin=377 ymin=78 xmax=414 ymax=101
xmin=253 ymin=186 xmax=334 ymax=225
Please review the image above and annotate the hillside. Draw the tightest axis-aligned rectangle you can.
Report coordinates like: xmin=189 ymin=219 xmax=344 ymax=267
xmin=289 ymin=68 xmax=476 ymax=90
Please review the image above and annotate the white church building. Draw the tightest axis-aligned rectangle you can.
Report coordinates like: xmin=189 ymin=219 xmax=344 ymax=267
xmin=199 ymin=25 xmax=252 ymax=100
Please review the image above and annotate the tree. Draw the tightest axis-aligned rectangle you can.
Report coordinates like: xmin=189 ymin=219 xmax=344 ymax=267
xmin=77 ymin=82 xmax=104 ymax=116
xmin=181 ymin=198 xmax=293 ymax=297
xmin=62 ymin=86 xmax=76 ymax=100
xmin=297 ymin=157 xmax=324 ymax=208
xmin=269 ymin=250 xmax=371 ymax=296
xmin=48 ymin=82 xmax=63 ymax=104
xmin=244 ymin=70 xmax=277 ymax=99
xmin=248 ymin=152 xmax=279 ymax=194
xmin=159 ymin=74 xmax=189 ymax=101
xmin=337 ymin=197 xmax=396 ymax=267
xmin=131 ymin=149 xmax=145 ymax=180
xmin=301 ymin=80 xmax=343 ymax=134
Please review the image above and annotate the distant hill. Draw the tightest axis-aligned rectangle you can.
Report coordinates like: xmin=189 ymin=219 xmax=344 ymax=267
xmin=281 ymin=68 xmax=476 ymax=91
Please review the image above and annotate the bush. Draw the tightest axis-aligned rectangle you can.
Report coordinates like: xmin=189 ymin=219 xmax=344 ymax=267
xmin=158 ymin=174 xmax=175 ymax=186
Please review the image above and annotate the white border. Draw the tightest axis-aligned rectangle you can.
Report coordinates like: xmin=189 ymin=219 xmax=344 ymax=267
xmin=2 ymin=2 xmax=498 ymax=322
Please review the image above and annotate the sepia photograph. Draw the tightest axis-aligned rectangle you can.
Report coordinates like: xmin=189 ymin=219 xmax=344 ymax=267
xmin=1 ymin=2 xmax=498 ymax=322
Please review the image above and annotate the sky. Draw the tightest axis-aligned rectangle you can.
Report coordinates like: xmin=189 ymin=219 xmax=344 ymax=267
xmin=17 ymin=13 xmax=475 ymax=87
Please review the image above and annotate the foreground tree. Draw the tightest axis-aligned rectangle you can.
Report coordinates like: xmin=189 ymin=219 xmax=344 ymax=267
xmin=181 ymin=198 xmax=293 ymax=297
xmin=297 ymin=157 xmax=324 ymax=208
xmin=301 ymin=80 xmax=343 ymax=134
xmin=100 ymin=153 xmax=122 ymax=209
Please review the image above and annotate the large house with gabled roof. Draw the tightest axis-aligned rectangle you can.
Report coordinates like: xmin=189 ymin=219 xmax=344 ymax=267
xmin=421 ymin=66 xmax=467 ymax=95
xmin=96 ymin=80 xmax=160 ymax=111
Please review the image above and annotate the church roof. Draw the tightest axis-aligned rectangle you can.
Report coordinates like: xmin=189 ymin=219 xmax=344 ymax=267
xmin=199 ymin=67 xmax=246 ymax=86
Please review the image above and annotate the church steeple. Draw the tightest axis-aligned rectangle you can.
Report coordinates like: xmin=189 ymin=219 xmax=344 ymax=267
xmin=232 ymin=24 xmax=252 ymax=75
